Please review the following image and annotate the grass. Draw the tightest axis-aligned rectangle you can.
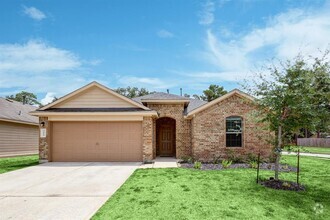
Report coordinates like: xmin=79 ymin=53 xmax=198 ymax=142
xmin=0 ymin=155 xmax=39 ymax=174
xmin=93 ymin=156 xmax=330 ymax=220
xmin=285 ymin=146 xmax=330 ymax=155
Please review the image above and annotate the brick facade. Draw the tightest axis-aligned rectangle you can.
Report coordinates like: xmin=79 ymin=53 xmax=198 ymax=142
xmin=37 ymin=94 xmax=273 ymax=163
xmin=146 ymin=104 xmax=191 ymax=159
xmin=191 ymin=94 xmax=272 ymax=162
xmin=142 ymin=116 xmax=154 ymax=162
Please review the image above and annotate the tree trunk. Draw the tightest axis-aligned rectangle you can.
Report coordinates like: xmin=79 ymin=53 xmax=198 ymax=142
xmin=275 ymin=125 xmax=282 ymax=180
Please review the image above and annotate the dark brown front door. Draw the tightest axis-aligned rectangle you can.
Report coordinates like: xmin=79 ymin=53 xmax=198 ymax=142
xmin=156 ymin=117 xmax=175 ymax=157
xmin=159 ymin=125 xmax=174 ymax=156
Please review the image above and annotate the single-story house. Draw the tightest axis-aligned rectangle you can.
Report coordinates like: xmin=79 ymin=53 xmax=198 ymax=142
xmin=31 ymin=81 xmax=272 ymax=163
xmin=0 ymin=98 xmax=39 ymax=157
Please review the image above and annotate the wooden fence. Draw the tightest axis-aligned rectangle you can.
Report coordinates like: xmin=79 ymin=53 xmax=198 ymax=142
xmin=297 ymin=138 xmax=330 ymax=147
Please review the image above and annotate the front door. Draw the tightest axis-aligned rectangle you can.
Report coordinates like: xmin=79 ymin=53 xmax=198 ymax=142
xmin=159 ymin=124 xmax=174 ymax=156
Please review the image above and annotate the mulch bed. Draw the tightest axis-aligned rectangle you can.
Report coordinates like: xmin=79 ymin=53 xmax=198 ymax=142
xmin=180 ymin=162 xmax=297 ymax=172
xmin=260 ymin=179 xmax=305 ymax=191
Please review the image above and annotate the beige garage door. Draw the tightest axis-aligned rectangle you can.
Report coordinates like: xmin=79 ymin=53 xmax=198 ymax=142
xmin=52 ymin=121 xmax=142 ymax=162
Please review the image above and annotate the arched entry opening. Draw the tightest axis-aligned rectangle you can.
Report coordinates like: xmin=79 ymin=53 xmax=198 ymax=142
xmin=156 ymin=117 xmax=176 ymax=157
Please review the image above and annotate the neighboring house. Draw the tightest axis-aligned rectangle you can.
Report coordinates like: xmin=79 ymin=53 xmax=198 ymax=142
xmin=31 ymin=81 xmax=272 ymax=163
xmin=0 ymin=98 xmax=39 ymax=157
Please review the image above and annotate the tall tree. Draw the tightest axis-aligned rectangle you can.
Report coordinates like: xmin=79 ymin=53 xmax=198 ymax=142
xmin=201 ymin=84 xmax=227 ymax=102
xmin=6 ymin=91 xmax=41 ymax=106
xmin=310 ymin=55 xmax=330 ymax=137
xmin=114 ymin=87 xmax=151 ymax=98
xmin=244 ymin=54 xmax=330 ymax=180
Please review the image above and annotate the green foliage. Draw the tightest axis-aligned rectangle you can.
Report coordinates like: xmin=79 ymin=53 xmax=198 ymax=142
xmin=193 ymin=84 xmax=227 ymax=101
xmin=6 ymin=91 xmax=41 ymax=106
xmin=249 ymin=161 xmax=258 ymax=169
xmin=0 ymin=155 xmax=38 ymax=174
xmin=212 ymin=156 xmax=222 ymax=164
xmin=221 ymin=160 xmax=232 ymax=168
xmin=114 ymin=86 xmax=152 ymax=98
xmin=180 ymin=156 xmax=194 ymax=164
xmin=93 ymin=156 xmax=330 ymax=220
xmin=226 ymin=150 xmax=244 ymax=163
xmin=193 ymin=161 xmax=202 ymax=169
xmin=244 ymin=52 xmax=330 ymax=179
xmin=247 ymin=153 xmax=258 ymax=162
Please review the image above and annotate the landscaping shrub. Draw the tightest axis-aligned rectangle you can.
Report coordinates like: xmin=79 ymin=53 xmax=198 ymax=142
xmin=193 ymin=161 xmax=202 ymax=169
xmin=221 ymin=160 xmax=232 ymax=168
xmin=226 ymin=150 xmax=244 ymax=163
xmin=249 ymin=161 xmax=258 ymax=169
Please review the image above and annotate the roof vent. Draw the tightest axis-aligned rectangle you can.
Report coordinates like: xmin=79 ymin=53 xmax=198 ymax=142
xmin=18 ymin=110 xmax=22 ymax=115
xmin=167 ymin=89 xmax=169 ymax=94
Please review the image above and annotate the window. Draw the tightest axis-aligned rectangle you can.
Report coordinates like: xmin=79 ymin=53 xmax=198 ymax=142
xmin=226 ymin=116 xmax=242 ymax=147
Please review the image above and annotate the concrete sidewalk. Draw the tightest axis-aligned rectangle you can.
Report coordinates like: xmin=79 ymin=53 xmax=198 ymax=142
xmin=282 ymin=151 xmax=330 ymax=158
xmin=140 ymin=157 xmax=179 ymax=168
xmin=0 ymin=162 xmax=140 ymax=220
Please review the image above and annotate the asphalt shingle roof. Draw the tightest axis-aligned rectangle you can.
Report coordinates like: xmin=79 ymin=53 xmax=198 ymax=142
xmin=185 ymin=98 xmax=207 ymax=114
xmin=133 ymin=92 xmax=207 ymax=114
xmin=133 ymin=92 xmax=190 ymax=102
xmin=0 ymin=97 xmax=38 ymax=124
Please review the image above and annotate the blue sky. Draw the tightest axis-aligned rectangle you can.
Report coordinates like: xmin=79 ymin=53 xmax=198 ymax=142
xmin=0 ymin=0 xmax=329 ymax=104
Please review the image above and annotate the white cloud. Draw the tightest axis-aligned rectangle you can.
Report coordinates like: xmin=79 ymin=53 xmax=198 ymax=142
xmin=201 ymin=3 xmax=330 ymax=81
xmin=0 ymin=40 xmax=98 ymax=98
xmin=41 ymin=92 xmax=56 ymax=105
xmin=0 ymin=40 xmax=80 ymax=73
xmin=114 ymin=74 xmax=177 ymax=89
xmin=198 ymin=0 xmax=215 ymax=26
xmin=157 ymin=30 xmax=174 ymax=38
xmin=86 ymin=59 xmax=103 ymax=66
xmin=23 ymin=6 xmax=46 ymax=21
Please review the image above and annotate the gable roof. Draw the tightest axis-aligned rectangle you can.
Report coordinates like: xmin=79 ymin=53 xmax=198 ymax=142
xmin=133 ymin=92 xmax=207 ymax=114
xmin=39 ymin=81 xmax=150 ymax=111
xmin=0 ymin=98 xmax=38 ymax=125
xmin=133 ymin=92 xmax=190 ymax=103
xmin=186 ymin=89 xmax=254 ymax=118
xmin=185 ymin=98 xmax=208 ymax=114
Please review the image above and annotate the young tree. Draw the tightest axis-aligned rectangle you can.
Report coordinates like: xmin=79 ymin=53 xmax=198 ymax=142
xmin=310 ymin=55 xmax=330 ymax=137
xmin=6 ymin=91 xmax=41 ymax=106
xmin=245 ymin=54 xmax=329 ymax=180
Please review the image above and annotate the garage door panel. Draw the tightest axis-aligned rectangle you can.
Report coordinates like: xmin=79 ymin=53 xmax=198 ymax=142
xmin=52 ymin=121 xmax=142 ymax=162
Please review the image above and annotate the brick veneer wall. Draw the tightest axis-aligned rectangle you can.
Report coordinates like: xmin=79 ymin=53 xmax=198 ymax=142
xmin=191 ymin=94 xmax=272 ymax=162
xmin=146 ymin=104 xmax=192 ymax=159
xmin=142 ymin=116 xmax=154 ymax=162
xmin=39 ymin=117 xmax=50 ymax=163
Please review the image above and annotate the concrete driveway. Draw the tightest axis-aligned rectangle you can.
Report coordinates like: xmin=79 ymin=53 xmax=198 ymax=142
xmin=0 ymin=162 xmax=140 ymax=220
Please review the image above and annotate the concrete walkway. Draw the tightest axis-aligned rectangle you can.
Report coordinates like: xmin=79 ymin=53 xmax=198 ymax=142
xmin=0 ymin=162 xmax=140 ymax=220
xmin=282 ymin=151 xmax=330 ymax=158
xmin=140 ymin=157 xmax=179 ymax=168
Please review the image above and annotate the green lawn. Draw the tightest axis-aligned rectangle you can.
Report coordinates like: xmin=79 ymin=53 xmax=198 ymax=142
xmin=285 ymin=146 xmax=330 ymax=154
xmin=93 ymin=156 xmax=330 ymax=220
xmin=0 ymin=155 xmax=39 ymax=174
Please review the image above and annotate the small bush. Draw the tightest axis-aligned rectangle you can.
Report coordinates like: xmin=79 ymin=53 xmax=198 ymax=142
xmin=180 ymin=156 xmax=194 ymax=164
xmin=250 ymin=161 xmax=258 ymax=169
xmin=212 ymin=156 xmax=222 ymax=164
xmin=221 ymin=160 xmax=232 ymax=169
xmin=226 ymin=150 xmax=244 ymax=163
xmin=193 ymin=161 xmax=202 ymax=169
xmin=247 ymin=153 xmax=258 ymax=162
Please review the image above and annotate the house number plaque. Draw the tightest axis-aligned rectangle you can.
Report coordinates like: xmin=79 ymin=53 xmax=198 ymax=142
xmin=40 ymin=128 xmax=47 ymax=138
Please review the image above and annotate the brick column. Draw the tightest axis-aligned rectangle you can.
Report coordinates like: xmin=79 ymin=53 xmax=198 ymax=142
xmin=142 ymin=116 xmax=153 ymax=162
